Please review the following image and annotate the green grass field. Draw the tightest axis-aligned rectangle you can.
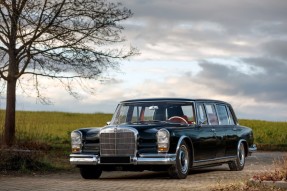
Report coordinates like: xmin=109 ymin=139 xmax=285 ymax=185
xmin=239 ymin=119 xmax=287 ymax=150
xmin=0 ymin=110 xmax=112 ymax=148
xmin=0 ymin=110 xmax=286 ymax=150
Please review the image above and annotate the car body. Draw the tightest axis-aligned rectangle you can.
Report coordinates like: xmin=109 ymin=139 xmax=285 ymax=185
xmin=70 ymin=98 xmax=257 ymax=179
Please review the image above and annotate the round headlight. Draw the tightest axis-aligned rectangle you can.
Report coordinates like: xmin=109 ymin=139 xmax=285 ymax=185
xmin=71 ymin=131 xmax=82 ymax=144
xmin=71 ymin=131 xmax=82 ymax=153
xmin=157 ymin=129 xmax=170 ymax=152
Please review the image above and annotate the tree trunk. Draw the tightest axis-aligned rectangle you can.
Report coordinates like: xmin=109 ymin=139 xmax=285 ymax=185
xmin=3 ymin=78 xmax=17 ymax=146
xmin=4 ymin=2 xmax=18 ymax=146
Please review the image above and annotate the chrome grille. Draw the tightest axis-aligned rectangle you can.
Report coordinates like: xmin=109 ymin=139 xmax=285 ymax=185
xmin=100 ymin=127 xmax=137 ymax=156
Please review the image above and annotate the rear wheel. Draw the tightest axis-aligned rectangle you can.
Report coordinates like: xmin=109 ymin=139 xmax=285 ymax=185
xmin=168 ymin=141 xmax=190 ymax=179
xmin=80 ymin=166 xmax=102 ymax=179
xmin=229 ymin=141 xmax=245 ymax=171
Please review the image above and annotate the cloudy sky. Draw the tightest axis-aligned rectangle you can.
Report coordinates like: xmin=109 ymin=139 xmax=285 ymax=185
xmin=1 ymin=0 xmax=287 ymax=121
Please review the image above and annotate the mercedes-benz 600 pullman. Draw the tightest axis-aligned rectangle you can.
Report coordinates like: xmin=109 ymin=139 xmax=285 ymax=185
xmin=70 ymin=98 xmax=256 ymax=179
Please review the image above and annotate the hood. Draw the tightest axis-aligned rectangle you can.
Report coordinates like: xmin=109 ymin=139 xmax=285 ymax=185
xmin=79 ymin=122 xmax=190 ymax=141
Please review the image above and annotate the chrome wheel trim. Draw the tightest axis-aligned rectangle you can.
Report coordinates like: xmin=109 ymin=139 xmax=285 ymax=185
xmin=179 ymin=145 xmax=189 ymax=174
xmin=238 ymin=143 xmax=245 ymax=166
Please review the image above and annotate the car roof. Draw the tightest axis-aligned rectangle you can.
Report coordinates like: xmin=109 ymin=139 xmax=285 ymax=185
xmin=120 ymin=98 xmax=230 ymax=105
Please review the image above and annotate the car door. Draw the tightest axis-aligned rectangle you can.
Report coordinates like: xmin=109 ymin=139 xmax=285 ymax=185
xmin=215 ymin=104 xmax=231 ymax=158
xmin=204 ymin=103 xmax=225 ymax=159
xmin=193 ymin=103 xmax=218 ymax=161
xmin=224 ymin=105 xmax=241 ymax=156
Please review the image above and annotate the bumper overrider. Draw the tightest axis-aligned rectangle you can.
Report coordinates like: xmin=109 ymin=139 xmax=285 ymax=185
xmin=70 ymin=153 xmax=176 ymax=166
xmin=248 ymin=144 xmax=257 ymax=155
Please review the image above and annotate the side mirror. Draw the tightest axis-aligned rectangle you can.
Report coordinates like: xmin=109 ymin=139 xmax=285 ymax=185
xmin=106 ymin=121 xmax=111 ymax=125
xmin=149 ymin=106 xmax=159 ymax=110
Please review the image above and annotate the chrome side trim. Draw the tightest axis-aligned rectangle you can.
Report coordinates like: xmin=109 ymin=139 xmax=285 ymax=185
xmin=193 ymin=156 xmax=237 ymax=167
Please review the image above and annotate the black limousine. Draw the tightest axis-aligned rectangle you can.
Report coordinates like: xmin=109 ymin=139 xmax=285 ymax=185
xmin=70 ymin=98 xmax=257 ymax=179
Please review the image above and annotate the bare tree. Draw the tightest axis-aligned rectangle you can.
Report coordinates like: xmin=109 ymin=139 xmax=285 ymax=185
xmin=0 ymin=0 xmax=137 ymax=146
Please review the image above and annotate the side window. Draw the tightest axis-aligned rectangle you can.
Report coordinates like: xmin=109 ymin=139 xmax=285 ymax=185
xmin=226 ymin=106 xmax=236 ymax=125
xmin=181 ymin=105 xmax=195 ymax=123
xmin=197 ymin=103 xmax=207 ymax=124
xmin=216 ymin=105 xmax=229 ymax=125
xmin=205 ymin=104 xmax=219 ymax=125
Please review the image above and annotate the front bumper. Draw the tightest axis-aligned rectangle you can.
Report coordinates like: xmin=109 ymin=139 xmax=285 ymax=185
xmin=70 ymin=153 xmax=176 ymax=166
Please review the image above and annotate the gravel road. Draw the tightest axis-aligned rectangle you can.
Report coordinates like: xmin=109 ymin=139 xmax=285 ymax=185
xmin=0 ymin=152 xmax=286 ymax=191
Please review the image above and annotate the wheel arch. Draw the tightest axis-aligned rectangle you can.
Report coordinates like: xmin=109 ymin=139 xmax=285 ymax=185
xmin=176 ymin=136 xmax=194 ymax=165
xmin=238 ymin=139 xmax=248 ymax=157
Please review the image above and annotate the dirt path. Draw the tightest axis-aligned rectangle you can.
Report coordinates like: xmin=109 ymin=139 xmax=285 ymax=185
xmin=0 ymin=152 xmax=285 ymax=191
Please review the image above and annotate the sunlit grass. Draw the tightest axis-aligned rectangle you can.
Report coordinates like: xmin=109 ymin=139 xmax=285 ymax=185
xmin=0 ymin=112 xmax=286 ymax=150
xmin=239 ymin=119 xmax=287 ymax=150
xmin=0 ymin=110 xmax=112 ymax=148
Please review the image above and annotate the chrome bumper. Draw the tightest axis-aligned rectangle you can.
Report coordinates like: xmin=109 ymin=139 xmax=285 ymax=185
xmin=70 ymin=153 xmax=176 ymax=165
xmin=248 ymin=144 xmax=257 ymax=155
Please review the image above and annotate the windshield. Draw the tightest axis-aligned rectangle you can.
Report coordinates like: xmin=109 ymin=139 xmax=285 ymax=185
xmin=110 ymin=101 xmax=195 ymax=125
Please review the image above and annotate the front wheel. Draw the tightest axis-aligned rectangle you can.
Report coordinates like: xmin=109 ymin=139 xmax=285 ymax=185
xmin=229 ymin=141 xmax=245 ymax=171
xmin=168 ymin=141 xmax=190 ymax=179
xmin=80 ymin=166 xmax=102 ymax=179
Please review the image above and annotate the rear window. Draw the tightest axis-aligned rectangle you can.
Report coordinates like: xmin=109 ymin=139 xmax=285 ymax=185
xmin=205 ymin=104 xmax=219 ymax=125
xmin=216 ymin=105 xmax=229 ymax=125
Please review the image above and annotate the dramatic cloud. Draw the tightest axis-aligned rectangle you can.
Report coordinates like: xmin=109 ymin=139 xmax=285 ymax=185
xmin=2 ymin=0 xmax=286 ymax=121
xmin=118 ymin=0 xmax=287 ymax=120
xmin=121 ymin=0 xmax=287 ymax=61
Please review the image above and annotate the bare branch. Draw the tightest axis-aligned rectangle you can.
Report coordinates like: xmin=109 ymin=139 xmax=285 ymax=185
xmin=2 ymin=0 xmax=137 ymax=102
xmin=34 ymin=74 xmax=53 ymax=104
xmin=0 ymin=45 xmax=8 ymax=52
xmin=23 ymin=71 xmax=85 ymax=79
xmin=18 ymin=0 xmax=66 ymax=52
xmin=17 ymin=0 xmax=28 ymax=13
xmin=0 ymin=8 xmax=10 ymax=44
xmin=0 ymin=68 xmax=8 ymax=80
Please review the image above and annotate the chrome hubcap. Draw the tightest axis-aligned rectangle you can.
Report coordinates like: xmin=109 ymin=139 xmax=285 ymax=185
xmin=179 ymin=145 xmax=189 ymax=173
xmin=238 ymin=143 xmax=245 ymax=166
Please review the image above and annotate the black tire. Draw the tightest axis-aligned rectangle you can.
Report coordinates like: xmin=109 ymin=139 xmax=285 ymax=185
xmin=168 ymin=141 xmax=190 ymax=179
xmin=229 ymin=141 xmax=245 ymax=171
xmin=80 ymin=166 xmax=102 ymax=179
